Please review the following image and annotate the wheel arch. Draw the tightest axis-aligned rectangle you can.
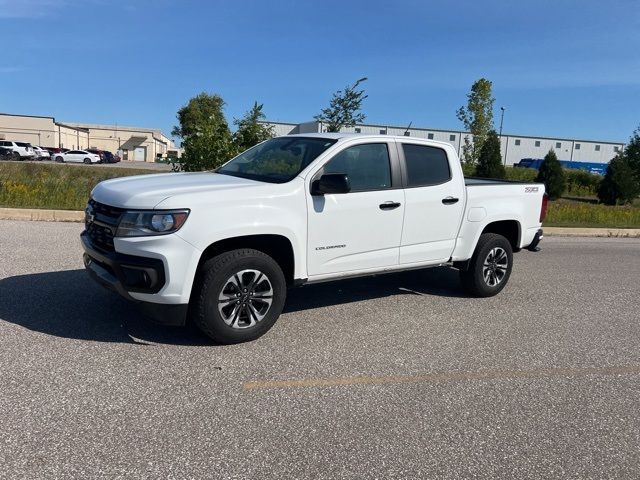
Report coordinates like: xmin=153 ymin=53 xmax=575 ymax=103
xmin=480 ymin=219 xmax=521 ymax=251
xmin=196 ymin=234 xmax=296 ymax=286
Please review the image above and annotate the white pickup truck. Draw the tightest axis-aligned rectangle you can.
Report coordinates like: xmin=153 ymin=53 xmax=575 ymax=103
xmin=82 ymin=134 xmax=546 ymax=343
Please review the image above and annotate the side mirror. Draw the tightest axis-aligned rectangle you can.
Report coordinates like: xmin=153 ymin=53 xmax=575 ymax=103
xmin=311 ymin=173 xmax=351 ymax=195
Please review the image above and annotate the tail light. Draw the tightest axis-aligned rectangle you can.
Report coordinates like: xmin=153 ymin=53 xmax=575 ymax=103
xmin=539 ymin=192 xmax=549 ymax=222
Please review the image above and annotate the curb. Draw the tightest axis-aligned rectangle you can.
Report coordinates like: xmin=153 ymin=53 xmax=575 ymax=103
xmin=544 ymin=227 xmax=640 ymax=238
xmin=1 ymin=208 xmax=639 ymax=238
xmin=0 ymin=207 xmax=84 ymax=222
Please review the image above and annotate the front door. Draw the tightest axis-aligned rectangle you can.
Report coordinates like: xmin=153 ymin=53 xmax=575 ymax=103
xmin=307 ymin=141 xmax=404 ymax=277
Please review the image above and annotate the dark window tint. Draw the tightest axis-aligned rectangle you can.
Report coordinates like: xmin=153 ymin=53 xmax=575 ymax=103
xmin=16 ymin=142 xmax=29 ymax=147
xmin=402 ymin=144 xmax=451 ymax=187
xmin=323 ymin=143 xmax=391 ymax=191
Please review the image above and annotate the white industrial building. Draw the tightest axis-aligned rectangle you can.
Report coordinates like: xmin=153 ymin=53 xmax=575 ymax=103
xmin=263 ymin=120 xmax=625 ymax=166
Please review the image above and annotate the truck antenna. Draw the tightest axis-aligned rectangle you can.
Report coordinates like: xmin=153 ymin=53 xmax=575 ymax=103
xmin=404 ymin=121 xmax=412 ymax=136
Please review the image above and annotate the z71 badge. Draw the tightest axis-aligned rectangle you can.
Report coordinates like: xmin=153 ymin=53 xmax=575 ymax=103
xmin=525 ymin=187 xmax=539 ymax=193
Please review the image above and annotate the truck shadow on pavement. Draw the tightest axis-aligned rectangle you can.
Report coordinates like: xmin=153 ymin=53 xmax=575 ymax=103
xmin=0 ymin=267 xmax=467 ymax=345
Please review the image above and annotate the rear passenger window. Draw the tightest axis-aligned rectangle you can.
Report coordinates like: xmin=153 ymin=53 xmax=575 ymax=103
xmin=402 ymin=144 xmax=451 ymax=187
xmin=323 ymin=143 xmax=391 ymax=191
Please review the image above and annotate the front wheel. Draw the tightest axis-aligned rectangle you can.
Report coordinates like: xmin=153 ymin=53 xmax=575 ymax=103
xmin=192 ymin=248 xmax=286 ymax=344
xmin=459 ymin=233 xmax=513 ymax=297
xmin=83 ymin=158 xmax=92 ymax=164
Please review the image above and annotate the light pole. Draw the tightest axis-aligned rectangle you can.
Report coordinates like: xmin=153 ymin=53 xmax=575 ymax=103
xmin=499 ymin=106 xmax=506 ymax=164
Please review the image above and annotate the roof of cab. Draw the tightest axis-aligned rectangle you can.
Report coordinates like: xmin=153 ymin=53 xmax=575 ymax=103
xmin=281 ymin=132 xmax=453 ymax=148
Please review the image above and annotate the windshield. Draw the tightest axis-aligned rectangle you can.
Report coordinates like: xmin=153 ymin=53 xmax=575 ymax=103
xmin=217 ymin=137 xmax=337 ymax=183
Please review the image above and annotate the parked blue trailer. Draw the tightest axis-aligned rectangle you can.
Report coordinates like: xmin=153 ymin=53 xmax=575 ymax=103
xmin=514 ymin=158 xmax=608 ymax=175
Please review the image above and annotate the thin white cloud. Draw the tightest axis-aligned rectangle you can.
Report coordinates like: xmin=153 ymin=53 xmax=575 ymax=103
xmin=0 ymin=67 xmax=23 ymax=73
xmin=0 ymin=0 xmax=109 ymax=18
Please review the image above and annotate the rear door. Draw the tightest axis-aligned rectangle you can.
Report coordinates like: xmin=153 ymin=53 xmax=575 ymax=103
xmin=398 ymin=143 xmax=465 ymax=264
xmin=306 ymin=140 xmax=404 ymax=276
xmin=67 ymin=150 xmax=82 ymax=162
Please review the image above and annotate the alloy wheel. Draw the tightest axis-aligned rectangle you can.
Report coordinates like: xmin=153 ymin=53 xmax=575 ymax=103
xmin=217 ymin=269 xmax=274 ymax=329
xmin=482 ymin=247 xmax=508 ymax=287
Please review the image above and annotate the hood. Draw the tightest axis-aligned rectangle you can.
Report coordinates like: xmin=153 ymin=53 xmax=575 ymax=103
xmin=91 ymin=172 xmax=261 ymax=209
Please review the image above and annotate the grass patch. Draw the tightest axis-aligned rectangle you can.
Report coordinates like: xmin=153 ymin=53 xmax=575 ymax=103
xmin=546 ymin=198 xmax=640 ymax=228
xmin=0 ymin=162 xmax=161 ymax=210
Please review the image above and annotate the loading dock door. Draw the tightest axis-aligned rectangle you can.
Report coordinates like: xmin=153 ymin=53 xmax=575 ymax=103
xmin=134 ymin=146 xmax=146 ymax=162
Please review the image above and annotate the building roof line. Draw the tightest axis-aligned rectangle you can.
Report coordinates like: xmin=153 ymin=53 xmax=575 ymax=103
xmin=0 ymin=112 xmax=56 ymax=121
xmin=263 ymin=120 xmax=625 ymax=146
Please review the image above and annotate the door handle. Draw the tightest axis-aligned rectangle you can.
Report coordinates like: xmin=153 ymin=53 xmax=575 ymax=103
xmin=442 ymin=197 xmax=459 ymax=205
xmin=379 ymin=201 xmax=401 ymax=210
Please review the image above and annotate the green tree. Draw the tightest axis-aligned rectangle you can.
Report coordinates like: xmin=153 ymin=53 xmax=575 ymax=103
xmin=315 ymin=77 xmax=368 ymax=132
xmin=536 ymin=149 xmax=566 ymax=200
xmin=456 ymin=78 xmax=495 ymax=165
xmin=597 ymin=153 xmax=640 ymax=205
xmin=172 ymin=92 xmax=233 ymax=172
xmin=232 ymin=102 xmax=274 ymax=153
xmin=475 ymin=130 xmax=505 ymax=178
xmin=623 ymin=126 xmax=640 ymax=182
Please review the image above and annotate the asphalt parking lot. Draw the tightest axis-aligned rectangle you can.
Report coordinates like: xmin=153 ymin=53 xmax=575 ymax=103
xmin=1 ymin=220 xmax=639 ymax=479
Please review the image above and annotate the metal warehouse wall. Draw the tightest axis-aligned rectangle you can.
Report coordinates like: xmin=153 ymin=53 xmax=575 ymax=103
xmin=263 ymin=120 xmax=625 ymax=166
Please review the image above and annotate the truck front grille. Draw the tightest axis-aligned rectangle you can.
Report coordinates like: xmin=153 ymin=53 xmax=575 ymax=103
xmin=85 ymin=199 xmax=124 ymax=252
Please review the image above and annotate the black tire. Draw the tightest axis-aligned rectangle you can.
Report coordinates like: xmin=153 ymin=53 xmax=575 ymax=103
xmin=12 ymin=152 xmax=20 ymax=160
xmin=459 ymin=233 xmax=513 ymax=297
xmin=192 ymin=248 xmax=286 ymax=344
xmin=55 ymin=156 xmax=64 ymax=163
xmin=83 ymin=158 xmax=92 ymax=164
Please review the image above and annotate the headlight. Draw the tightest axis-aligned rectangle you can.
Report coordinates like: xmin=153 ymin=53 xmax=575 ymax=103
xmin=116 ymin=210 xmax=190 ymax=237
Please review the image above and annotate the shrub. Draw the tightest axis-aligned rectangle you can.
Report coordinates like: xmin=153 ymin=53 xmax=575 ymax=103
xmin=505 ymin=166 xmax=537 ymax=182
xmin=597 ymin=154 xmax=640 ymax=205
xmin=461 ymin=162 xmax=476 ymax=177
xmin=624 ymin=126 xmax=640 ymax=182
xmin=564 ymin=169 xmax=601 ymax=197
xmin=474 ymin=130 xmax=505 ymax=179
xmin=536 ymin=149 xmax=566 ymax=199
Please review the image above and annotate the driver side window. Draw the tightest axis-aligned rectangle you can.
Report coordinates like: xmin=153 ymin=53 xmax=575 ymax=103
xmin=322 ymin=143 xmax=391 ymax=191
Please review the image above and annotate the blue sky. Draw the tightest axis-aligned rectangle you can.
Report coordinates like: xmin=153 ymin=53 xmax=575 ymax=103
xmin=1 ymin=0 xmax=639 ymax=142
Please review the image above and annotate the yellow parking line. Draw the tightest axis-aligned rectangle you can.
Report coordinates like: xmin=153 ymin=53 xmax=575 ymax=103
xmin=243 ymin=365 xmax=640 ymax=391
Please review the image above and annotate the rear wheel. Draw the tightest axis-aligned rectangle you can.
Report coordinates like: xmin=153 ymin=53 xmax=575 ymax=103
xmin=83 ymin=157 xmax=92 ymax=164
xmin=459 ymin=233 xmax=513 ymax=297
xmin=12 ymin=152 xmax=20 ymax=160
xmin=55 ymin=156 xmax=64 ymax=163
xmin=192 ymin=248 xmax=286 ymax=344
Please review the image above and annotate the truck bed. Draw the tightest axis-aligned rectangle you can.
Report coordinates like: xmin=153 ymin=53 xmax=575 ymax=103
xmin=465 ymin=177 xmax=533 ymax=186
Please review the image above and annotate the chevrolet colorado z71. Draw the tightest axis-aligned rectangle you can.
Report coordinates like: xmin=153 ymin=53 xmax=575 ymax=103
xmin=82 ymin=134 xmax=546 ymax=343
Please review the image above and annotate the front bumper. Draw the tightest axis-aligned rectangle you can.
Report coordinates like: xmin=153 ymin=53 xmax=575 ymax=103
xmin=81 ymin=232 xmax=188 ymax=326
